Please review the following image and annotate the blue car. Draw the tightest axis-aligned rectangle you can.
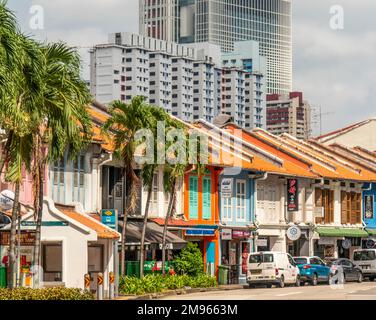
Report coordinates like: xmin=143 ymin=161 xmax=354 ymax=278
xmin=293 ymin=256 xmax=331 ymax=286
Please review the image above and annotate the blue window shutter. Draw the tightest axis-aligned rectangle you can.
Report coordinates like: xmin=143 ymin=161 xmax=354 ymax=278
xmin=189 ymin=176 xmax=198 ymax=219
xmin=203 ymin=177 xmax=211 ymax=220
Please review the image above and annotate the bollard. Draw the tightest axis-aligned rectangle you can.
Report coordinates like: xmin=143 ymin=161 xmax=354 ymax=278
xmin=84 ymin=274 xmax=91 ymax=291
xmin=97 ymin=273 xmax=104 ymax=300
xmin=109 ymin=272 xmax=115 ymax=300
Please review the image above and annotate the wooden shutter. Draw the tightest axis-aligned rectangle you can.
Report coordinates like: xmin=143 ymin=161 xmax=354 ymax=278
xmin=189 ymin=176 xmax=198 ymax=219
xmin=350 ymin=192 xmax=357 ymax=224
xmin=315 ymin=188 xmax=322 ymax=206
xmin=341 ymin=191 xmax=348 ymax=224
xmin=329 ymin=190 xmax=334 ymax=223
xmin=202 ymin=176 xmax=211 ymax=220
xmin=315 ymin=188 xmax=323 ymax=224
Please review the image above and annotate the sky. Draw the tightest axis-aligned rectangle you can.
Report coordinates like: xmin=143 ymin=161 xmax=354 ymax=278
xmin=6 ymin=0 xmax=376 ymax=136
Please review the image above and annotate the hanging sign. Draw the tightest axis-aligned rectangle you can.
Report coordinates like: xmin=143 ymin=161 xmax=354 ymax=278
xmin=286 ymin=226 xmax=301 ymax=241
xmin=287 ymin=179 xmax=299 ymax=212
xmin=365 ymin=195 xmax=374 ymax=219
xmin=221 ymin=179 xmax=233 ymax=198
xmin=221 ymin=229 xmax=232 ymax=240
xmin=101 ymin=209 xmax=117 ymax=230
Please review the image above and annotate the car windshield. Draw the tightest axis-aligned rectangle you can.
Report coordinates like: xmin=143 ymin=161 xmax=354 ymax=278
xmin=294 ymin=257 xmax=308 ymax=265
xmin=249 ymin=254 xmax=274 ymax=264
xmin=354 ymin=250 xmax=376 ymax=261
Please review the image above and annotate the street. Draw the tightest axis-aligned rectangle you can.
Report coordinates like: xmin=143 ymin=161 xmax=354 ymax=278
xmin=158 ymin=282 xmax=376 ymax=300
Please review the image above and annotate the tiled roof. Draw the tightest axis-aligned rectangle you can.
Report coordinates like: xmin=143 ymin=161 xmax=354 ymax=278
xmin=316 ymin=118 xmax=376 ymax=142
xmin=56 ymin=204 xmax=120 ymax=240
xmin=151 ymin=218 xmax=194 ymax=227
xmin=223 ymin=124 xmax=317 ymax=178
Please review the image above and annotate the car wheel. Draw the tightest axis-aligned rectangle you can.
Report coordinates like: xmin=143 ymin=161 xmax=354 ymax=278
xmin=311 ymin=273 xmax=318 ymax=286
xmin=357 ymin=272 xmax=363 ymax=283
xmin=328 ymin=274 xmax=333 ymax=285
xmin=278 ymin=275 xmax=285 ymax=288
xmin=369 ymin=277 xmax=375 ymax=282
xmin=295 ymin=276 xmax=301 ymax=287
xmin=266 ymin=284 xmax=272 ymax=288
xmin=248 ymin=283 xmax=256 ymax=289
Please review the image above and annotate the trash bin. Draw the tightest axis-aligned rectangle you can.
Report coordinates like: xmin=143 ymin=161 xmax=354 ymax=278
xmin=0 ymin=266 xmax=7 ymax=288
xmin=218 ymin=266 xmax=229 ymax=285
xmin=126 ymin=261 xmax=140 ymax=278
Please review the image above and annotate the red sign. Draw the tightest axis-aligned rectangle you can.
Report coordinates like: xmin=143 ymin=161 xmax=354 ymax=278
xmin=232 ymin=230 xmax=251 ymax=239
xmin=287 ymin=179 xmax=299 ymax=212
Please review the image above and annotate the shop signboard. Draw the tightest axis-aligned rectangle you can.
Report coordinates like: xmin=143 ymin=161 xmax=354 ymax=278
xmin=366 ymin=239 xmax=376 ymax=249
xmin=286 ymin=226 xmax=301 ymax=241
xmin=256 ymin=238 xmax=268 ymax=247
xmin=0 ymin=231 xmax=35 ymax=246
xmin=365 ymin=195 xmax=374 ymax=219
xmin=221 ymin=179 xmax=232 ymax=198
xmin=342 ymin=239 xmax=351 ymax=250
xmin=232 ymin=230 xmax=251 ymax=239
xmin=221 ymin=229 xmax=232 ymax=240
xmin=101 ymin=209 xmax=117 ymax=230
xmin=186 ymin=229 xmax=215 ymax=236
xmin=318 ymin=237 xmax=336 ymax=246
xmin=287 ymin=179 xmax=299 ymax=212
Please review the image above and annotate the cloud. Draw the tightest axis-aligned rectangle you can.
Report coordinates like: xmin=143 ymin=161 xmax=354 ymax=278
xmin=6 ymin=0 xmax=376 ymax=135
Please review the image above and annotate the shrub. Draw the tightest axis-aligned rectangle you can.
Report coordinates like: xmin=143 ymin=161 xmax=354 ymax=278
xmin=173 ymin=242 xmax=204 ymax=276
xmin=119 ymin=274 xmax=217 ymax=295
xmin=0 ymin=287 xmax=94 ymax=300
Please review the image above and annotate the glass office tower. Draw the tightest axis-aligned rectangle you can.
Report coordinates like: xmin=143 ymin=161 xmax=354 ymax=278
xmin=140 ymin=0 xmax=292 ymax=94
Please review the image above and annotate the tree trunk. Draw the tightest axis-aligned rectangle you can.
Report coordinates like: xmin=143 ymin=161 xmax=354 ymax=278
xmin=120 ymin=209 xmax=128 ymax=276
xmin=162 ymin=179 xmax=176 ymax=277
xmin=139 ymin=187 xmax=152 ymax=278
xmin=9 ymin=182 xmax=20 ymax=289
xmin=32 ymin=162 xmax=44 ymax=288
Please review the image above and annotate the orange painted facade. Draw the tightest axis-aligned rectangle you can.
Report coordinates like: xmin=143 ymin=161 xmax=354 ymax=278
xmin=183 ymin=166 xmax=221 ymax=274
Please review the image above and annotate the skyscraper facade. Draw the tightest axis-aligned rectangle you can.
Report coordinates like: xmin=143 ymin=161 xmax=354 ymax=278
xmin=139 ymin=0 xmax=292 ymax=95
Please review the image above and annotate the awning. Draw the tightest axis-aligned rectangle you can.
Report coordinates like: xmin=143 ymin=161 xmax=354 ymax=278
xmin=366 ymin=228 xmax=376 ymax=237
xmin=118 ymin=220 xmax=187 ymax=249
xmin=315 ymin=227 xmax=368 ymax=238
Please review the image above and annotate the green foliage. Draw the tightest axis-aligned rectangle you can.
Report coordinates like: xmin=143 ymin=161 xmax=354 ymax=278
xmin=119 ymin=274 xmax=217 ymax=295
xmin=173 ymin=242 xmax=204 ymax=276
xmin=0 ymin=287 xmax=94 ymax=300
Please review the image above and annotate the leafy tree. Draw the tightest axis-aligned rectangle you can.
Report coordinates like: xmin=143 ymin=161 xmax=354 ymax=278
xmin=174 ymin=242 xmax=204 ymax=277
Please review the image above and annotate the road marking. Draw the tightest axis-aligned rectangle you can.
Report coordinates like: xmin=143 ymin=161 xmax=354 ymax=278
xmin=275 ymin=291 xmax=302 ymax=297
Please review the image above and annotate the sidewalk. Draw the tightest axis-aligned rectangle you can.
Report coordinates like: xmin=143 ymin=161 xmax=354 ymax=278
xmin=115 ymin=283 xmax=245 ymax=300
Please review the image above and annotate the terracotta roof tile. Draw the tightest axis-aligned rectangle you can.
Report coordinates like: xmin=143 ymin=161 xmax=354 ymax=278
xmin=56 ymin=204 xmax=120 ymax=240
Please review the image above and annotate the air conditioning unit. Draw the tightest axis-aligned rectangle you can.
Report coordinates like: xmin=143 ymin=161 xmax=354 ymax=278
xmin=313 ymin=207 xmax=324 ymax=217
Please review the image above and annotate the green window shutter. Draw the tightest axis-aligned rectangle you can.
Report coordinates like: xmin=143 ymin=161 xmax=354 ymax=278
xmin=189 ymin=176 xmax=198 ymax=219
xmin=203 ymin=177 xmax=212 ymax=220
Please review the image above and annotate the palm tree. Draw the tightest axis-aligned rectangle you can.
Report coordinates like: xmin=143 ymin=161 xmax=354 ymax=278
xmin=30 ymin=42 xmax=93 ymax=286
xmin=102 ymin=96 xmax=151 ymax=276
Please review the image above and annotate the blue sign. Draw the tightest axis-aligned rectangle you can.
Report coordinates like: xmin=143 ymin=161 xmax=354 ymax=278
xmin=186 ymin=229 xmax=215 ymax=236
xmin=101 ymin=209 xmax=117 ymax=230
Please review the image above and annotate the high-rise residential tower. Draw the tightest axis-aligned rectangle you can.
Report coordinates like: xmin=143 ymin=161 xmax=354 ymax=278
xmin=139 ymin=0 xmax=292 ymax=95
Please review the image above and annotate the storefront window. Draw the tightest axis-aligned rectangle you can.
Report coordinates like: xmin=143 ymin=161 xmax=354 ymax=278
xmin=42 ymin=243 xmax=63 ymax=282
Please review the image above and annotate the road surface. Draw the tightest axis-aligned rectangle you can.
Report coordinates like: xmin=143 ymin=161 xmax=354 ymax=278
xmin=158 ymin=282 xmax=376 ymax=300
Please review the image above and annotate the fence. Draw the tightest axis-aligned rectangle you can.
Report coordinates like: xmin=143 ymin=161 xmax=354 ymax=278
xmin=125 ymin=261 xmax=176 ymax=278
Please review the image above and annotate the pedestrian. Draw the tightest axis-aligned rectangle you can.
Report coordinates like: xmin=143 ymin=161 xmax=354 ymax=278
xmin=1 ymin=248 xmax=10 ymax=267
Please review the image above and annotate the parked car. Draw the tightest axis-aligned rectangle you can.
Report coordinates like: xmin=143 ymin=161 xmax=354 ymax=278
xmin=247 ymin=252 xmax=300 ymax=288
xmin=327 ymin=258 xmax=363 ymax=284
xmin=293 ymin=256 xmax=331 ymax=286
xmin=352 ymin=249 xmax=376 ymax=281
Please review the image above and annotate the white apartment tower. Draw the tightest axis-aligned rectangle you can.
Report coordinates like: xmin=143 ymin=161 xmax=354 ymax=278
xmin=139 ymin=0 xmax=292 ymax=95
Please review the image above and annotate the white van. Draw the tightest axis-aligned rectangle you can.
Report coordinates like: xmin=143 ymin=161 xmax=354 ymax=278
xmin=247 ymin=251 xmax=300 ymax=288
xmin=352 ymin=249 xmax=376 ymax=281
